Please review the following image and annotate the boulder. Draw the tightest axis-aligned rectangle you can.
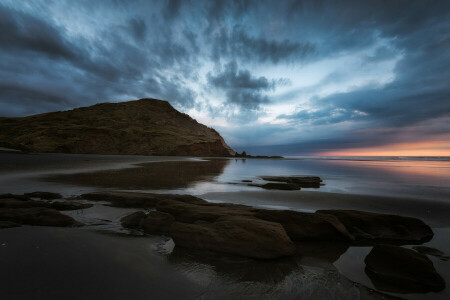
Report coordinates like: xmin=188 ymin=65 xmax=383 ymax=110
xmin=317 ymin=210 xmax=433 ymax=243
xmin=0 ymin=207 xmax=80 ymax=227
xmin=0 ymin=193 xmax=30 ymax=201
xmin=255 ymin=210 xmax=353 ymax=241
xmin=120 ymin=211 xmax=147 ymax=228
xmin=140 ymin=211 xmax=175 ymax=235
xmin=170 ymin=216 xmax=296 ymax=259
xmin=23 ymin=191 xmax=62 ymax=200
xmin=365 ymin=245 xmax=445 ymax=293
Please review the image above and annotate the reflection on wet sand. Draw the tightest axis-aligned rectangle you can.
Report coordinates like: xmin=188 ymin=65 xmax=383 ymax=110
xmin=43 ymin=159 xmax=230 ymax=190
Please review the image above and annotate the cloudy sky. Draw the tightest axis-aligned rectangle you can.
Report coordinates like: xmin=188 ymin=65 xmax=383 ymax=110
xmin=1 ymin=0 xmax=449 ymax=155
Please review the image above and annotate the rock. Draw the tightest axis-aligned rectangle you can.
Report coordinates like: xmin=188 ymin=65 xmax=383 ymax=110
xmin=413 ymin=245 xmax=450 ymax=261
xmin=254 ymin=210 xmax=354 ymax=241
xmin=50 ymin=201 xmax=93 ymax=211
xmin=80 ymin=192 xmax=206 ymax=208
xmin=261 ymin=176 xmax=322 ymax=188
xmin=259 ymin=183 xmax=301 ymax=190
xmin=317 ymin=210 xmax=433 ymax=243
xmin=120 ymin=211 xmax=147 ymax=228
xmin=0 ymin=221 xmax=21 ymax=229
xmin=170 ymin=216 xmax=296 ymax=259
xmin=0 ymin=198 xmax=50 ymax=209
xmin=0 ymin=193 xmax=30 ymax=201
xmin=23 ymin=191 xmax=62 ymax=200
xmin=140 ymin=211 xmax=175 ymax=235
xmin=241 ymin=180 xmax=252 ymax=183
xmin=0 ymin=207 xmax=80 ymax=227
xmin=365 ymin=245 xmax=445 ymax=293
xmin=156 ymin=199 xmax=254 ymax=223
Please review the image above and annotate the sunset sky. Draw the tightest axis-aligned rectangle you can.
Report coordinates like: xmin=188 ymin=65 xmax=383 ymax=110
xmin=0 ymin=0 xmax=449 ymax=155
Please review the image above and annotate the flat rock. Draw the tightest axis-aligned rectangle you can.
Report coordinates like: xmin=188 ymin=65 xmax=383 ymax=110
xmin=261 ymin=176 xmax=322 ymax=188
xmin=254 ymin=210 xmax=353 ymax=241
xmin=23 ymin=192 xmax=62 ymax=200
xmin=80 ymin=192 xmax=206 ymax=208
xmin=0 ymin=207 xmax=80 ymax=227
xmin=140 ymin=211 xmax=175 ymax=235
xmin=365 ymin=245 xmax=445 ymax=293
xmin=0 ymin=198 xmax=50 ymax=209
xmin=317 ymin=210 xmax=433 ymax=243
xmin=170 ymin=216 xmax=296 ymax=259
xmin=50 ymin=201 xmax=93 ymax=211
xmin=259 ymin=183 xmax=301 ymax=190
xmin=120 ymin=211 xmax=147 ymax=228
xmin=156 ymin=199 xmax=255 ymax=223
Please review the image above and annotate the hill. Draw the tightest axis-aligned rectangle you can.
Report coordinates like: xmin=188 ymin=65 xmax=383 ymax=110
xmin=0 ymin=98 xmax=235 ymax=156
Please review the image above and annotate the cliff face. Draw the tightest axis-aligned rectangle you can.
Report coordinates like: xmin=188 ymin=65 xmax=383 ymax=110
xmin=0 ymin=98 xmax=235 ymax=156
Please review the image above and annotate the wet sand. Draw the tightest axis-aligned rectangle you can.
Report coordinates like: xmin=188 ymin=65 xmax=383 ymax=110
xmin=1 ymin=153 xmax=449 ymax=299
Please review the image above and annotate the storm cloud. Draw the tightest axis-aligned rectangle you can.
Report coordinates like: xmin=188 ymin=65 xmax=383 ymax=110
xmin=0 ymin=0 xmax=449 ymax=154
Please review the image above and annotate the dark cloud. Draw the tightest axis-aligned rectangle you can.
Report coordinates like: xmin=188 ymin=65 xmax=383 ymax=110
xmin=211 ymin=25 xmax=315 ymax=64
xmin=128 ymin=17 xmax=147 ymax=41
xmin=207 ymin=61 xmax=274 ymax=110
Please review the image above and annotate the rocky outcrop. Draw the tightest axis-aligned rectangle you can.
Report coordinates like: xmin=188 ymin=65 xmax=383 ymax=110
xmin=0 ymin=98 xmax=235 ymax=156
xmin=170 ymin=216 xmax=296 ymax=259
xmin=23 ymin=191 xmax=62 ymax=200
xmin=365 ymin=245 xmax=445 ymax=293
xmin=80 ymin=192 xmax=206 ymax=208
xmin=317 ymin=210 xmax=433 ymax=244
xmin=254 ymin=210 xmax=353 ymax=241
xmin=0 ymin=207 xmax=79 ymax=227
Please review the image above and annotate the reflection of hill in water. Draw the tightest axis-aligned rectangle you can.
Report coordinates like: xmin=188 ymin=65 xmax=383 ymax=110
xmin=45 ymin=159 xmax=230 ymax=190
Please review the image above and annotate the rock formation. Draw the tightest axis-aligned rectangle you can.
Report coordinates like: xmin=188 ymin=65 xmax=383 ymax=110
xmin=0 ymin=98 xmax=235 ymax=156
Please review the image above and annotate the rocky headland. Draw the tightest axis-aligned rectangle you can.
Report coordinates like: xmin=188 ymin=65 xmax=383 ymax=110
xmin=0 ymin=98 xmax=235 ymax=156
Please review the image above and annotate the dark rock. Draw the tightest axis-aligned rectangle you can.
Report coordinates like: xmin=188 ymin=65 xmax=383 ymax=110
xmin=23 ymin=192 xmax=62 ymax=200
xmin=50 ymin=201 xmax=93 ymax=211
xmin=140 ymin=211 xmax=174 ymax=235
xmin=0 ymin=193 xmax=30 ymax=201
xmin=0 ymin=207 xmax=80 ymax=227
xmin=0 ymin=221 xmax=21 ymax=229
xmin=241 ymin=180 xmax=252 ymax=182
xmin=80 ymin=192 xmax=206 ymax=208
xmin=170 ymin=216 xmax=296 ymax=259
xmin=365 ymin=245 xmax=445 ymax=293
xmin=317 ymin=210 xmax=433 ymax=244
xmin=0 ymin=198 xmax=50 ymax=209
xmin=261 ymin=176 xmax=322 ymax=188
xmin=259 ymin=183 xmax=301 ymax=190
xmin=255 ymin=210 xmax=353 ymax=241
xmin=156 ymin=199 xmax=254 ymax=223
xmin=120 ymin=211 xmax=147 ymax=228
xmin=413 ymin=245 xmax=450 ymax=261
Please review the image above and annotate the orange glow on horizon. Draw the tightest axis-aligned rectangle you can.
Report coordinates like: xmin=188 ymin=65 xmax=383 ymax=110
xmin=317 ymin=140 xmax=450 ymax=157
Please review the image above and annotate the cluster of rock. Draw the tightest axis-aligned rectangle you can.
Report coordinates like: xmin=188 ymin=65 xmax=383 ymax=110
xmin=77 ymin=192 xmax=433 ymax=258
xmin=0 ymin=192 xmax=90 ymax=228
xmin=1 ymin=190 xmax=445 ymax=293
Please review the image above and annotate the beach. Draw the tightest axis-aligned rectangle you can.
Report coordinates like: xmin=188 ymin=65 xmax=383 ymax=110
xmin=1 ymin=152 xmax=449 ymax=299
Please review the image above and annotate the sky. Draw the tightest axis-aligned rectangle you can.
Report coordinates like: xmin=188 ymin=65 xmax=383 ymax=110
xmin=0 ymin=0 xmax=449 ymax=156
